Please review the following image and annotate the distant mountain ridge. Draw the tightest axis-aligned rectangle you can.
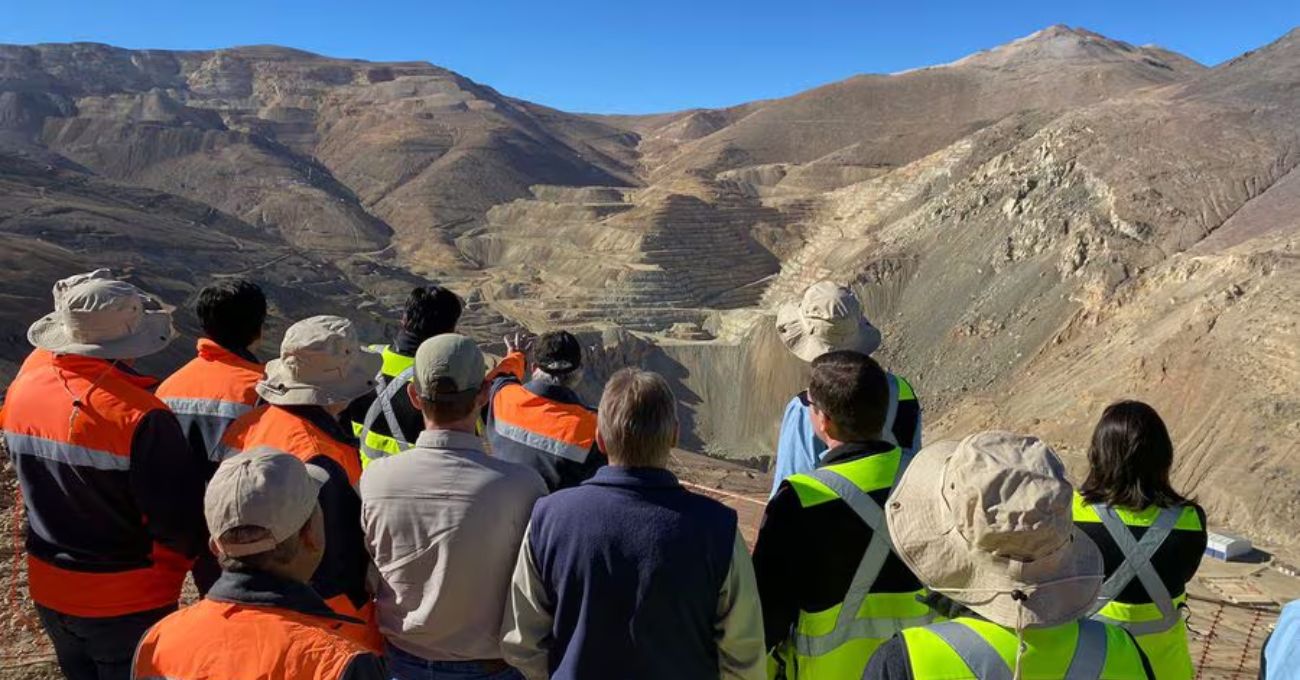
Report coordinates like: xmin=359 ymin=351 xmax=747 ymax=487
xmin=1 ymin=26 xmax=1298 ymax=549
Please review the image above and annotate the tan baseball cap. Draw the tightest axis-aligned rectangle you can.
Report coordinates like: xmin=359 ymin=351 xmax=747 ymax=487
xmin=205 ymin=447 xmax=329 ymax=558
xmin=776 ymin=281 xmax=882 ymax=363
xmin=28 ymin=269 xmax=176 ymax=360
xmin=886 ymin=431 xmax=1103 ymax=629
xmin=414 ymin=333 xmax=486 ymax=401
xmin=256 ymin=315 xmax=381 ymax=406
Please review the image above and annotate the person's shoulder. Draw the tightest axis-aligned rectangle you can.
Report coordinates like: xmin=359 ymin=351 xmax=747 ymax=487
xmin=479 ymin=455 xmax=548 ymax=495
xmin=782 ymin=392 xmax=806 ymax=413
xmin=863 ymin=635 xmax=911 ymax=680
xmin=764 ymin=480 xmax=810 ymax=518
xmin=357 ymin=452 xmax=406 ymax=492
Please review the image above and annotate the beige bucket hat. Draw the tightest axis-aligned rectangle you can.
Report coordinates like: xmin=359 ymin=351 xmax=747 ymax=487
xmin=28 ymin=269 xmax=176 ymax=360
xmin=776 ymin=281 xmax=882 ymax=363
xmin=886 ymin=431 xmax=1103 ymax=629
xmin=256 ymin=315 xmax=381 ymax=407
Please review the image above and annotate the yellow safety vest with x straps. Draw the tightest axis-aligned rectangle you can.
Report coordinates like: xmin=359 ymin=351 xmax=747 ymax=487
xmin=1074 ymin=494 xmax=1202 ymax=680
xmin=899 ymin=617 xmax=1150 ymax=679
xmin=775 ymin=447 xmax=935 ymax=678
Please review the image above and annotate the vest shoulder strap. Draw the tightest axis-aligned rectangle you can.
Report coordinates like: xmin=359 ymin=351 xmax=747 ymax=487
xmin=924 ymin=621 xmax=1013 ymax=680
xmin=791 ymin=451 xmax=934 ymax=657
xmin=1089 ymin=503 xmax=1182 ymax=634
xmin=358 ymin=365 xmax=416 ymax=460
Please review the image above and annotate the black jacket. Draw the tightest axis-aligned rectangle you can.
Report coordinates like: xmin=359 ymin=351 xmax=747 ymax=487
xmin=751 ymin=440 xmax=923 ymax=651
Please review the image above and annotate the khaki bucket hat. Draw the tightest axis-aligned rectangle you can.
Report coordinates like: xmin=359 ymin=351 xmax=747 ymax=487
xmin=886 ymin=431 xmax=1103 ymax=629
xmin=256 ymin=315 xmax=381 ymax=407
xmin=28 ymin=269 xmax=176 ymax=360
xmin=776 ymin=281 xmax=882 ymax=363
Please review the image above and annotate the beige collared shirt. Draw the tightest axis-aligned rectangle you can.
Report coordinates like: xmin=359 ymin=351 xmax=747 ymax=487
xmin=360 ymin=429 xmax=547 ymax=661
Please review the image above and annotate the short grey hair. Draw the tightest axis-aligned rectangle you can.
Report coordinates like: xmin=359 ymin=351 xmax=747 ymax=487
xmin=597 ymin=368 xmax=677 ymax=467
xmin=531 ymin=367 xmax=581 ymax=389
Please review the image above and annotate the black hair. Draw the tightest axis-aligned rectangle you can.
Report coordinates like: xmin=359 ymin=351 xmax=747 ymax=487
xmin=197 ymin=279 xmax=267 ymax=352
xmin=402 ymin=286 xmax=463 ymax=341
xmin=1080 ymin=400 xmax=1190 ymax=509
xmin=807 ymin=350 xmax=889 ymax=442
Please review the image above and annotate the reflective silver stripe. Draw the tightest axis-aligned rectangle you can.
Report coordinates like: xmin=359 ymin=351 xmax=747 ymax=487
xmin=493 ymin=419 xmax=591 ymax=463
xmin=359 ymin=365 xmax=415 ymax=461
xmin=213 ymin=444 xmax=243 ymax=461
xmin=880 ymin=374 xmax=901 ymax=448
xmin=792 ymin=461 xmax=933 ymax=656
xmin=926 ymin=621 xmax=1013 ymax=680
xmin=5 ymin=433 xmax=130 ymax=471
xmin=1088 ymin=504 xmax=1182 ymax=635
xmin=1064 ymin=619 xmax=1108 ymax=679
xmin=923 ymin=620 xmax=1109 ymax=680
xmin=161 ymin=397 xmax=253 ymax=420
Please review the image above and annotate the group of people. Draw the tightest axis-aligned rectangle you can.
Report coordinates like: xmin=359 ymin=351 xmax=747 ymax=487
xmin=0 ymin=269 xmax=1258 ymax=679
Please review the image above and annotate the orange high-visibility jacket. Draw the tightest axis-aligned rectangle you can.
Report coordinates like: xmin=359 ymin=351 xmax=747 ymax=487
xmin=134 ymin=592 xmax=375 ymax=679
xmin=219 ymin=404 xmax=378 ymax=649
xmin=156 ymin=338 xmax=263 ymax=465
xmin=486 ymin=351 xmax=603 ymax=492
xmin=3 ymin=351 xmax=207 ymax=617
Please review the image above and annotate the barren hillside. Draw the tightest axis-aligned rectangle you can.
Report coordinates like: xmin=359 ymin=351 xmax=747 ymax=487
xmin=0 ymin=25 xmax=1297 ymax=555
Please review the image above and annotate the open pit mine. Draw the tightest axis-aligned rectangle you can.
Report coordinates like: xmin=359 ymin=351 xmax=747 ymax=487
xmin=0 ymin=25 xmax=1297 ymax=676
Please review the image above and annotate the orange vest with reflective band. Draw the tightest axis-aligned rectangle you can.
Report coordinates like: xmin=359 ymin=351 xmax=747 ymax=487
xmin=487 ymin=351 xmax=602 ymax=490
xmin=3 ymin=351 xmax=189 ymax=617
xmin=133 ymin=599 xmax=368 ymax=680
xmin=219 ymin=406 xmax=377 ymax=648
xmin=492 ymin=383 xmax=597 ymax=455
xmin=222 ymin=404 xmax=363 ymax=486
xmin=156 ymin=339 xmax=262 ymax=461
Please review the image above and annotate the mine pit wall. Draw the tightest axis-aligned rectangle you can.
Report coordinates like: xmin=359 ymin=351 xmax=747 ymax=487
xmin=565 ymin=322 xmax=807 ymax=468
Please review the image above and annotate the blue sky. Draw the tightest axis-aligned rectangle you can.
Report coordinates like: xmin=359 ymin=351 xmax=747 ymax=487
xmin=3 ymin=1 xmax=1297 ymax=114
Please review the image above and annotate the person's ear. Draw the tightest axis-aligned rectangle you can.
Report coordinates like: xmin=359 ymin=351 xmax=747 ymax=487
xmin=596 ymin=430 xmax=607 ymax=455
xmin=407 ymin=382 xmax=422 ymax=409
xmin=810 ymin=405 xmax=834 ymax=440
xmin=475 ymin=380 xmax=490 ymax=408
xmin=300 ymin=506 xmax=325 ymax=552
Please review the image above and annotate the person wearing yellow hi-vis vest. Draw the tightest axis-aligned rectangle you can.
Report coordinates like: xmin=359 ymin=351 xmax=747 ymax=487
xmin=1074 ymin=401 xmax=1207 ymax=680
xmin=866 ymin=431 xmax=1156 ymax=680
xmin=343 ymin=286 xmax=462 ymax=469
xmin=753 ymin=351 xmax=935 ymax=679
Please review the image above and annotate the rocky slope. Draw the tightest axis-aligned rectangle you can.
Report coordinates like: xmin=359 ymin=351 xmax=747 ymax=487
xmin=0 ymin=25 xmax=1297 ymax=547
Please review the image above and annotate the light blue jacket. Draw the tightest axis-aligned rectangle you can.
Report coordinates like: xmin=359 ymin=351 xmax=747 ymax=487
xmin=1265 ymin=599 xmax=1300 ymax=679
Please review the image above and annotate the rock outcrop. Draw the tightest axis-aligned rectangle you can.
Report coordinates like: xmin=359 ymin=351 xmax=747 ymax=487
xmin=2 ymin=26 xmax=1298 ymax=547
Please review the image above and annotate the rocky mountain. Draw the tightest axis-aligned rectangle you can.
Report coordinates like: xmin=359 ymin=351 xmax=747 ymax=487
xmin=0 ymin=25 xmax=1297 ymax=546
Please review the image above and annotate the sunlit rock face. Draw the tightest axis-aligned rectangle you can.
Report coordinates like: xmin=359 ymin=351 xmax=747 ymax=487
xmin=1 ymin=27 xmax=1298 ymax=545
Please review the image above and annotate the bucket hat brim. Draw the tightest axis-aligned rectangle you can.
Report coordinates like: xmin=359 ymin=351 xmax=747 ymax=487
xmin=886 ymin=440 xmax=1104 ymax=629
xmin=27 ymin=309 xmax=175 ymax=360
xmin=776 ymin=302 xmax=883 ymax=363
xmin=255 ymin=349 xmax=382 ymax=407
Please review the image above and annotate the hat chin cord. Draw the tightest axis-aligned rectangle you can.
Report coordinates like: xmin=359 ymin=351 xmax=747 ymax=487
xmin=926 ymin=573 xmax=1101 ymax=680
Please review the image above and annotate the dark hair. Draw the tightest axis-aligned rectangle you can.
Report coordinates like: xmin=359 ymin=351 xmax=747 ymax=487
xmin=1080 ymin=400 xmax=1189 ymax=509
xmin=403 ymin=286 xmax=462 ymax=341
xmin=807 ymin=351 xmax=889 ymax=442
xmin=197 ymin=279 xmax=266 ymax=351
